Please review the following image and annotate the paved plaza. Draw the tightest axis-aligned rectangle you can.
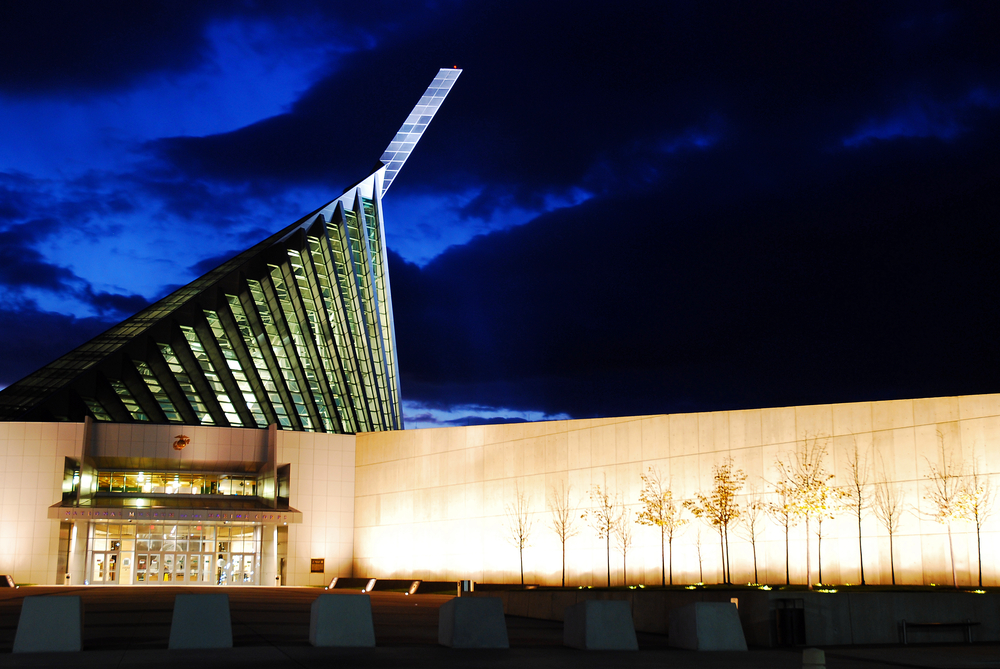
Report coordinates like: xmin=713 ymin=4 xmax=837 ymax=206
xmin=0 ymin=587 xmax=997 ymax=668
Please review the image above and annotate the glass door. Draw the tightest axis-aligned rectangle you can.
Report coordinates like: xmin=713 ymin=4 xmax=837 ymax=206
xmin=175 ymin=554 xmax=186 ymax=582
xmin=129 ymin=523 xmax=260 ymax=585
xmin=91 ymin=552 xmax=119 ymax=584
xmin=162 ymin=554 xmax=174 ymax=582
xmin=148 ymin=553 xmax=161 ymax=582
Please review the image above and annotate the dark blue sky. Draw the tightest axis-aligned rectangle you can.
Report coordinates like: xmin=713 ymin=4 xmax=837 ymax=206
xmin=1 ymin=2 xmax=999 ymax=428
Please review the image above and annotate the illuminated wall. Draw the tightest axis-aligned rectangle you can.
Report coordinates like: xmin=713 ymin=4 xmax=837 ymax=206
xmin=277 ymin=429 xmax=356 ymax=586
xmin=353 ymin=393 xmax=1000 ymax=587
xmin=0 ymin=422 xmax=83 ymax=584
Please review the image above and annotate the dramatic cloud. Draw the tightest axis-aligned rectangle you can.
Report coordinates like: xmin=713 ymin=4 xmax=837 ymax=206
xmin=391 ymin=129 xmax=1000 ymax=418
xmin=1 ymin=2 xmax=999 ymax=423
xmin=0 ymin=300 xmax=117 ymax=387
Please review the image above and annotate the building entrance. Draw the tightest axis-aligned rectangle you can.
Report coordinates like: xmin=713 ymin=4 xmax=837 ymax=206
xmin=87 ymin=522 xmax=261 ymax=585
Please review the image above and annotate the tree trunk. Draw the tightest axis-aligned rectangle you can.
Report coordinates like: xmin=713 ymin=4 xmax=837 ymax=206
xmin=623 ymin=550 xmax=627 ymax=586
xmin=718 ymin=530 xmax=726 ymax=585
xmin=660 ymin=527 xmax=666 ymax=587
xmin=784 ymin=520 xmax=790 ymax=585
xmin=751 ymin=538 xmax=759 ymax=584
xmin=805 ymin=517 xmax=812 ymax=590
xmin=606 ymin=534 xmax=611 ymax=587
xmin=668 ymin=536 xmax=673 ymax=586
xmin=889 ymin=531 xmax=896 ymax=585
xmin=817 ymin=519 xmax=823 ymax=584
xmin=947 ymin=523 xmax=957 ymax=589
xmin=723 ymin=524 xmax=732 ymax=585
xmin=976 ymin=520 xmax=983 ymax=588
xmin=858 ymin=509 xmax=865 ymax=585
xmin=519 ymin=547 xmax=524 ymax=585
xmin=561 ymin=540 xmax=566 ymax=587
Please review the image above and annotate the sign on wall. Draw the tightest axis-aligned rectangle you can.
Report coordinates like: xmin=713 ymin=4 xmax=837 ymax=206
xmin=310 ymin=558 xmax=325 ymax=574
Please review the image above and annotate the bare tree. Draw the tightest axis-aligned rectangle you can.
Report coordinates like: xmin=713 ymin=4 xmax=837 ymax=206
xmin=737 ymin=485 xmax=766 ymax=584
xmin=547 ymin=481 xmax=580 ymax=587
xmin=614 ymin=507 xmax=635 ymax=586
xmin=842 ymin=437 xmax=872 ymax=584
xmin=871 ymin=459 xmax=905 ymax=585
xmin=636 ymin=467 xmax=688 ymax=585
xmin=766 ymin=479 xmax=797 ymax=585
xmin=923 ymin=432 xmax=964 ymax=588
xmin=957 ymin=459 xmax=995 ymax=588
xmin=504 ymin=483 xmax=533 ymax=585
xmin=775 ymin=436 xmax=838 ymax=590
xmin=583 ymin=478 xmax=622 ymax=587
xmin=683 ymin=458 xmax=746 ymax=584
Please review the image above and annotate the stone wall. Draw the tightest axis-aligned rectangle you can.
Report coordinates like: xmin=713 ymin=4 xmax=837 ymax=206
xmin=0 ymin=421 xmax=83 ymax=584
xmin=353 ymin=394 xmax=1000 ymax=587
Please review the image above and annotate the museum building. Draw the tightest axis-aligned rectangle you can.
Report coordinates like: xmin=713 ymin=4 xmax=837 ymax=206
xmin=0 ymin=68 xmax=460 ymax=587
xmin=1 ymin=68 xmax=998 ymax=590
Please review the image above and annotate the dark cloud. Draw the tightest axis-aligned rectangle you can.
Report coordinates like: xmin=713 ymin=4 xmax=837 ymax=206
xmin=403 ymin=410 xmax=530 ymax=428
xmin=0 ymin=302 xmax=115 ymax=387
xmin=0 ymin=217 xmax=147 ymax=320
xmin=189 ymin=249 xmax=243 ymax=276
xmin=149 ymin=3 xmax=1000 ymax=216
xmin=2 ymin=2 xmax=1000 ymax=424
xmin=0 ymin=1 xmax=451 ymax=96
xmin=390 ymin=127 xmax=1000 ymax=419
xmin=78 ymin=287 xmax=149 ymax=319
xmin=0 ymin=220 xmax=78 ymax=291
xmin=0 ymin=2 xmax=217 ymax=95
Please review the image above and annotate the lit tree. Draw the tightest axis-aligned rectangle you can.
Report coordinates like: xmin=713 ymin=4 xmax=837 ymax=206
xmin=957 ymin=459 xmax=995 ymax=588
xmin=737 ymin=485 xmax=766 ymax=584
xmin=636 ymin=467 xmax=688 ymax=585
xmin=766 ymin=479 xmax=797 ymax=585
xmin=775 ymin=436 xmax=838 ymax=589
xmin=614 ymin=507 xmax=635 ymax=585
xmin=504 ymin=483 xmax=533 ymax=585
xmin=871 ymin=463 xmax=905 ymax=585
xmin=683 ymin=458 xmax=746 ymax=584
xmin=547 ymin=480 xmax=580 ymax=587
xmin=842 ymin=437 xmax=872 ymax=584
xmin=923 ymin=432 xmax=964 ymax=588
xmin=583 ymin=478 xmax=622 ymax=587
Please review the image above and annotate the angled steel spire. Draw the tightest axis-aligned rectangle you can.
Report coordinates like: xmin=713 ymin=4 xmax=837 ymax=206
xmin=378 ymin=67 xmax=462 ymax=197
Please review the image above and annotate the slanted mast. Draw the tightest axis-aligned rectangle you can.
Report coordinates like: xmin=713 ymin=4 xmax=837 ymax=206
xmin=378 ymin=68 xmax=462 ymax=197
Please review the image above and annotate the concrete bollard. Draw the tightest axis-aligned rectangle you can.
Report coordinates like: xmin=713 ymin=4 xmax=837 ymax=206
xmin=668 ymin=602 xmax=748 ymax=651
xmin=310 ymin=594 xmax=376 ymax=647
xmin=168 ymin=593 xmax=233 ymax=649
xmin=563 ymin=600 xmax=639 ymax=650
xmin=803 ymin=647 xmax=825 ymax=668
xmin=13 ymin=596 xmax=84 ymax=653
xmin=438 ymin=597 xmax=509 ymax=648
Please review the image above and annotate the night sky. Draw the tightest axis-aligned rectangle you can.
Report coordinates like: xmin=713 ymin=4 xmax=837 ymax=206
xmin=1 ymin=2 xmax=999 ymax=428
